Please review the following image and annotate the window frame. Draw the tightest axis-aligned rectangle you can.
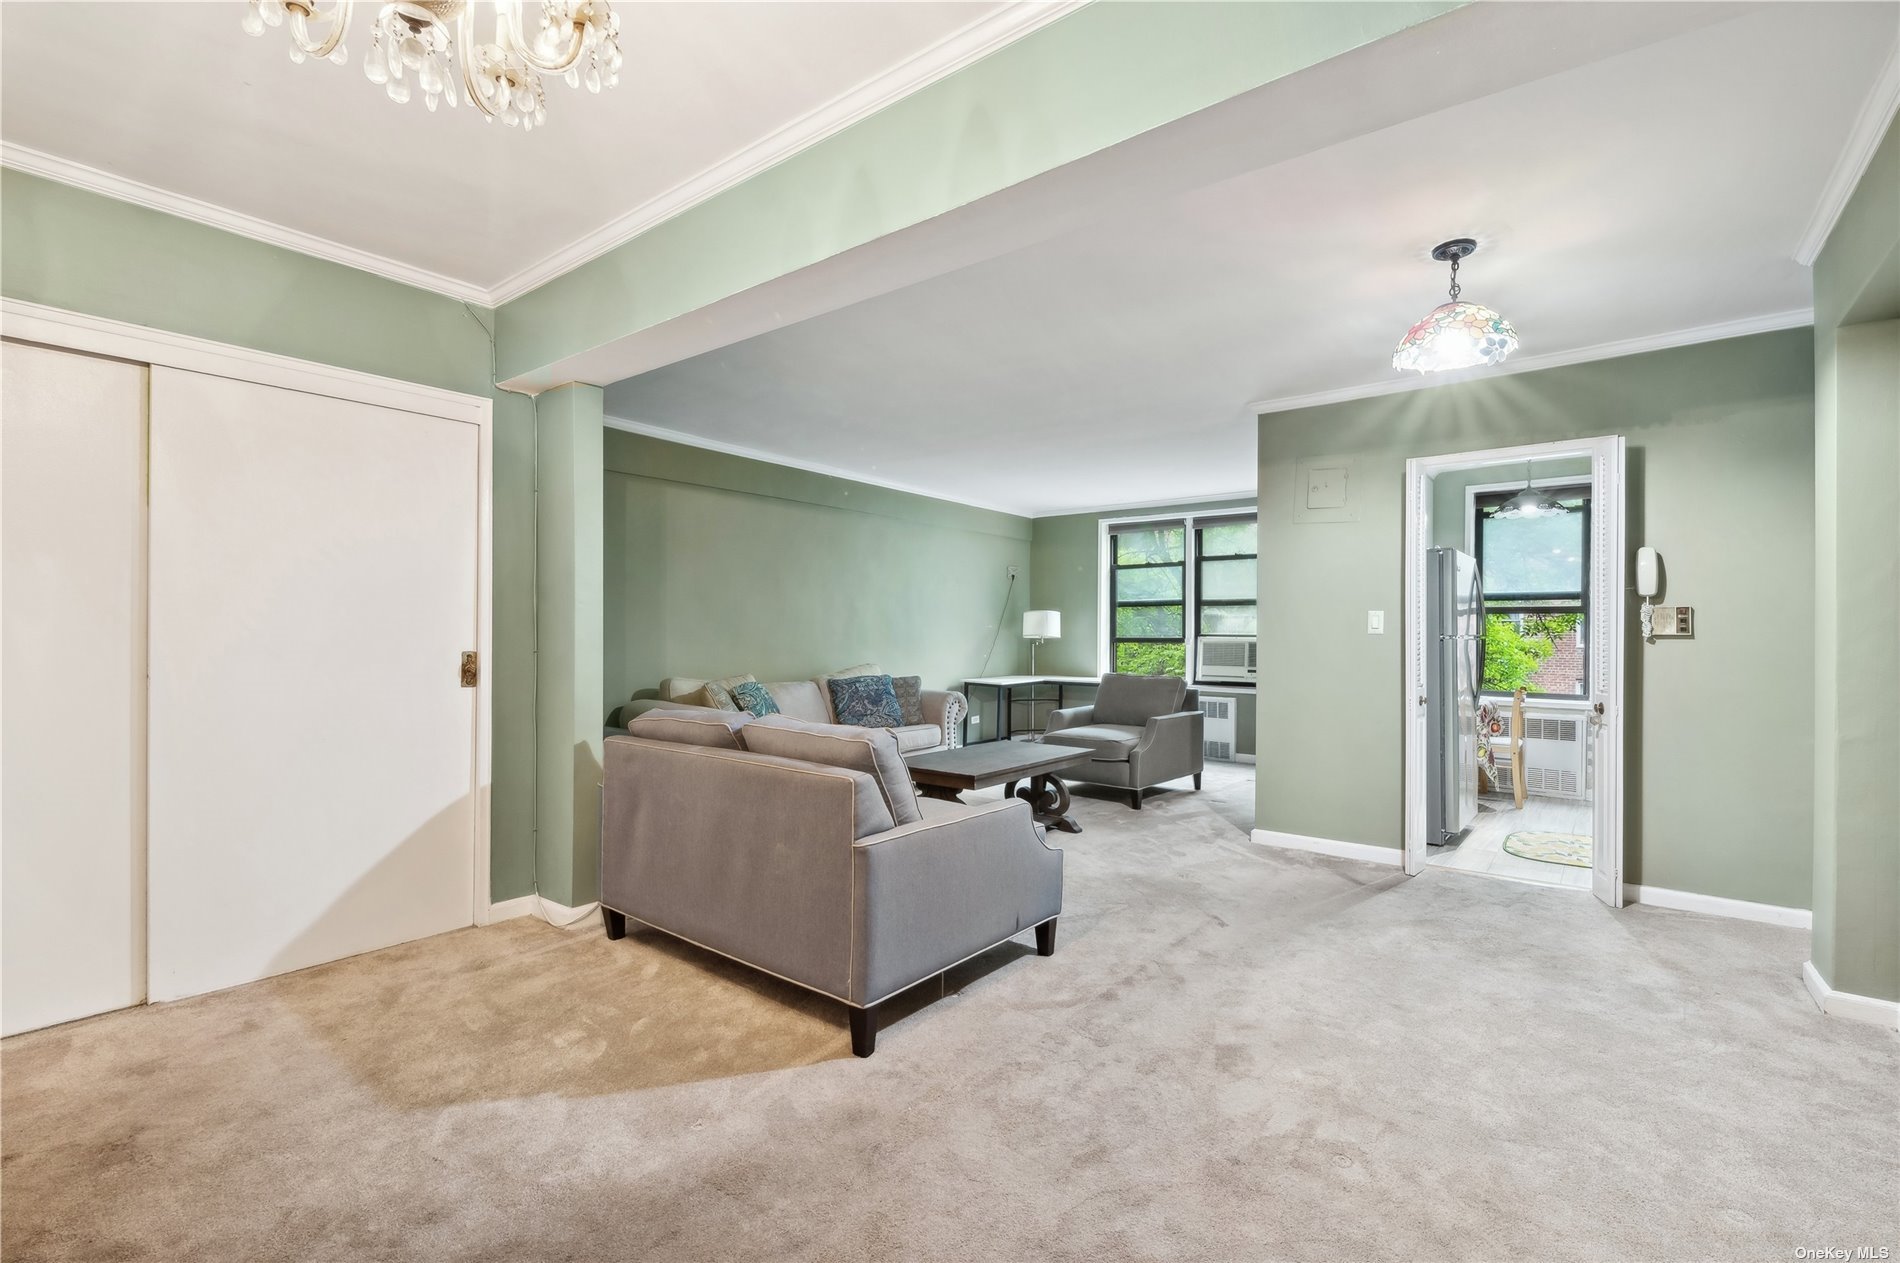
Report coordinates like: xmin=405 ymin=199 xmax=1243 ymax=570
xmin=1193 ymin=520 xmax=1258 ymax=663
xmin=1471 ymin=482 xmax=1591 ymax=700
xmin=1107 ymin=522 xmax=1188 ymax=677
xmin=1099 ymin=507 xmax=1258 ymax=687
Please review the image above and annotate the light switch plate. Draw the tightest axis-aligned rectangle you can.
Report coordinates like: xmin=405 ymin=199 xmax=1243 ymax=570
xmin=1651 ymin=605 xmax=1694 ymax=638
xmin=1367 ymin=610 xmax=1385 ymax=634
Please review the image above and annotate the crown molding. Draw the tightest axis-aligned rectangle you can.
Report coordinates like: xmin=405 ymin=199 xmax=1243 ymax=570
xmin=2 ymin=1 xmax=1087 ymax=310
xmin=0 ymin=142 xmax=494 ymax=305
xmin=1250 ymin=308 xmax=1814 ymax=417
xmin=485 ymin=0 xmax=1089 ymax=305
xmin=1794 ymin=39 xmax=1900 ymax=266
xmin=603 ymin=415 xmax=1031 ymax=519
xmin=1041 ymin=490 xmax=1258 ymax=520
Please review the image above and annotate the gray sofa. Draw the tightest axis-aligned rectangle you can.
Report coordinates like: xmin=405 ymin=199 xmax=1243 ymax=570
xmin=614 ymin=672 xmax=967 ymax=754
xmin=599 ymin=710 xmax=1063 ymax=1057
xmin=1045 ymin=672 xmax=1205 ymax=809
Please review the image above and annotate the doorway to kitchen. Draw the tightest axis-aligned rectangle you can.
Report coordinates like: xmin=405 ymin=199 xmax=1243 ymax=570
xmin=1402 ymin=437 xmax=1626 ymax=906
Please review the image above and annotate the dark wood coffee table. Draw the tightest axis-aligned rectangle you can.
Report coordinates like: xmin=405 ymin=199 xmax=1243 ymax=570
xmin=904 ymin=741 xmax=1094 ymax=834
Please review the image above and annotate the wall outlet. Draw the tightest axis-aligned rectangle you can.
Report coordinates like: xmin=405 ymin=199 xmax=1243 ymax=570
xmin=1007 ymin=564 xmax=1021 ymax=581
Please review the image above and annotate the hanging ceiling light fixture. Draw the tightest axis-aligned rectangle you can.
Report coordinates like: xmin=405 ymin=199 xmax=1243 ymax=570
xmin=1493 ymin=463 xmax=1571 ymax=520
xmin=1392 ymin=238 xmax=1519 ymax=374
xmin=242 ymin=0 xmax=622 ymax=131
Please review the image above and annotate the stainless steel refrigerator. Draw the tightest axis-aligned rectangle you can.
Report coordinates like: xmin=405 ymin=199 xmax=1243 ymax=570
xmin=1427 ymin=546 xmax=1483 ymax=845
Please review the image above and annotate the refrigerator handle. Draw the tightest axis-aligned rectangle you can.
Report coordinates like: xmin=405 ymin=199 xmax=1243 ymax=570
xmin=1468 ymin=567 xmax=1485 ymax=705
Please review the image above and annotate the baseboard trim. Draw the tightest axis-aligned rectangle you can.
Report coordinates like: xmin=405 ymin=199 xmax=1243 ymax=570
xmin=1251 ymin=829 xmax=1402 ymax=867
xmin=1803 ymin=960 xmax=1900 ymax=1029
xmin=1623 ymin=884 xmax=1812 ymax=929
xmin=486 ymin=895 xmax=600 ymax=927
xmin=1235 ymin=754 xmax=1257 ymax=765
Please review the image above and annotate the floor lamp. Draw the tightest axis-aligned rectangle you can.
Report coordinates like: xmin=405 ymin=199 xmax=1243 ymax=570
xmin=1023 ymin=610 xmax=1061 ymax=675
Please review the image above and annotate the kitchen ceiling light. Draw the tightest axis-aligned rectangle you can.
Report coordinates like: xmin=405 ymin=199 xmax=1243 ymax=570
xmin=1493 ymin=463 xmax=1571 ymax=520
xmin=1392 ymin=238 xmax=1519 ymax=374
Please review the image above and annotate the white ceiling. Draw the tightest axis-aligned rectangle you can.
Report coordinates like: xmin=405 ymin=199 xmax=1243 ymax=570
xmin=0 ymin=0 xmax=1055 ymax=301
xmin=603 ymin=4 xmax=1899 ymax=516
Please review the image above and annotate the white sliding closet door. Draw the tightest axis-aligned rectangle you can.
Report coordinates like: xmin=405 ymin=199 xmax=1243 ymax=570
xmin=1 ymin=342 xmax=148 ymax=1036
xmin=146 ymin=367 xmax=479 ymax=1001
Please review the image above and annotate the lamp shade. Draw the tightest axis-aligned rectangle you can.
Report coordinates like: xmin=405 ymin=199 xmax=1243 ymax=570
xmin=1023 ymin=610 xmax=1061 ymax=640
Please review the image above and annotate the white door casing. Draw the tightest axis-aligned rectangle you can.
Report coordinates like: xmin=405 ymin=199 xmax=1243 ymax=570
xmin=1587 ymin=437 xmax=1627 ymax=907
xmin=1 ymin=342 xmax=149 ymax=1036
xmin=144 ymin=367 xmax=481 ymax=1001
xmin=1403 ymin=436 xmax=1627 ymax=907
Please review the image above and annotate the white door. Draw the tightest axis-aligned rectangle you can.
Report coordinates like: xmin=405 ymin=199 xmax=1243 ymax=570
xmin=1 ymin=342 xmax=148 ymax=1035
xmin=146 ymin=367 xmax=479 ymax=1001
xmin=1588 ymin=437 xmax=1628 ymax=908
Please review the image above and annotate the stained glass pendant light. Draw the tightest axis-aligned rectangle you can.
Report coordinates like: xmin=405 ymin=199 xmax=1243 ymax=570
xmin=1392 ymin=238 xmax=1519 ymax=373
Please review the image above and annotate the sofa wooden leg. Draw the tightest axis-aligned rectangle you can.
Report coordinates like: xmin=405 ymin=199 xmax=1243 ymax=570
xmin=1129 ymin=788 xmax=1143 ymax=810
xmin=1193 ymin=772 xmax=1202 ymax=790
xmin=849 ymin=1005 xmax=878 ymax=1058
xmin=1035 ymin=918 xmax=1057 ymax=957
xmin=601 ymin=906 xmax=627 ymax=940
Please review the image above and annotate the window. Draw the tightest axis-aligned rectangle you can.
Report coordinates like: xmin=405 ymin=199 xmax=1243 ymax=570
xmin=1196 ymin=518 xmax=1257 ymax=640
xmin=1109 ymin=522 xmax=1186 ymax=676
xmin=1474 ymin=485 xmax=1589 ymax=697
xmin=1105 ymin=511 xmax=1257 ymax=681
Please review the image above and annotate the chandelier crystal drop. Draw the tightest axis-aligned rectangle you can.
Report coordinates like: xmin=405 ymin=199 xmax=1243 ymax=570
xmin=243 ymin=0 xmax=622 ymax=131
xmin=1392 ymin=238 xmax=1519 ymax=374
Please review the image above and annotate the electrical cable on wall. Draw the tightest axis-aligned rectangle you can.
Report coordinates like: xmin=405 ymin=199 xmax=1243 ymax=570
xmin=977 ymin=572 xmax=1017 ymax=676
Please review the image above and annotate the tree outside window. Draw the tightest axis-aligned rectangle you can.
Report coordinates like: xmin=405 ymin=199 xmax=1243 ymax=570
xmin=1475 ymin=486 xmax=1589 ymax=697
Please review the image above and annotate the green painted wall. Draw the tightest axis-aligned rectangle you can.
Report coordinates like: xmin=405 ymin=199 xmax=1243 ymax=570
xmin=0 ymin=169 xmax=540 ymax=902
xmin=1029 ymin=499 xmax=1258 ymax=756
xmin=1256 ymin=330 xmax=1816 ymax=909
xmin=1811 ymin=117 xmax=1900 ymax=1003
xmin=495 ymin=1 xmax=1456 ymax=381
xmin=604 ymin=430 xmax=1032 ymax=719
xmin=536 ymin=386 xmax=606 ymax=908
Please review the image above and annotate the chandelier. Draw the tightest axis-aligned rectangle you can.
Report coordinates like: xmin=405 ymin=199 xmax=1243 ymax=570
xmin=1392 ymin=238 xmax=1519 ymax=373
xmin=242 ymin=1 xmax=622 ymax=131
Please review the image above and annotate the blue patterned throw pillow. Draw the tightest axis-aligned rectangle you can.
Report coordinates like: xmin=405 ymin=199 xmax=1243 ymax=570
xmin=731 ymin=680 xmax=780 ymax=717
xmin=828 ymin=674 xmax=903 ymax=728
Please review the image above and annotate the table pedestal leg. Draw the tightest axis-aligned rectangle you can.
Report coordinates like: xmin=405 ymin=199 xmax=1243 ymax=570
xmin=1016 ymin=773 xmax=1082 ymax=834
xmin=917 ymin=784 xmax=963 ymax=804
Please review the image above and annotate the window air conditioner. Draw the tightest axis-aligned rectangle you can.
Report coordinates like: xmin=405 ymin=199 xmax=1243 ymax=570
xmin=1197 ymin=636 xmax=1257 ymax=682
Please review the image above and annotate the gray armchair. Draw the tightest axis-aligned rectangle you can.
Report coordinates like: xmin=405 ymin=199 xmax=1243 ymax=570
xmin=1045 ymin=673 xmax=1204 ymax=809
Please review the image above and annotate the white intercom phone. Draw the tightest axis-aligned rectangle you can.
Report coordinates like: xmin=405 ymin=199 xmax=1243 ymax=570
xmin=1636 ymin=547 xmax=1659 ymax=596
xmin=1637 ymin=547 xmax=1659 ymax=640
xmin=1636 ymin=547 xmax=1693 ymax=640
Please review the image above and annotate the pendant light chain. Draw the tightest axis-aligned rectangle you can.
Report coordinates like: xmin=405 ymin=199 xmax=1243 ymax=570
xmin=1447 ymin=253 xmax=1461 ymax=303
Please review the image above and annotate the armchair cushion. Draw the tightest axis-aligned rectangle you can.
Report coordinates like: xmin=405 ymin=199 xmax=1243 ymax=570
xmin=1046 ymin=723 xmax=1143 ymax=761
xmin=740 ymin=714 xmax=923 ymax=826
xmin=624 ymin=709 xmax=750 ymax=749
xmin=1094 ymin=673 xmax=1187 ymax=727
xmin=892 ymin=724 xmax=945 ymax=753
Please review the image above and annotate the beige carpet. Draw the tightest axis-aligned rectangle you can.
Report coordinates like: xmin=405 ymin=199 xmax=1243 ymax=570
xmin=4 ymin=783 xmax=1895 ymax=1262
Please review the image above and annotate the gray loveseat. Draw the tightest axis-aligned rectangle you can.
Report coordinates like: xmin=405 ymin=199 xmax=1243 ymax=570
xmin=599 ymin=710 xmax=1063 ymax=1056
xmin=1045 ymin=672 xmax=1205 ymax=809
